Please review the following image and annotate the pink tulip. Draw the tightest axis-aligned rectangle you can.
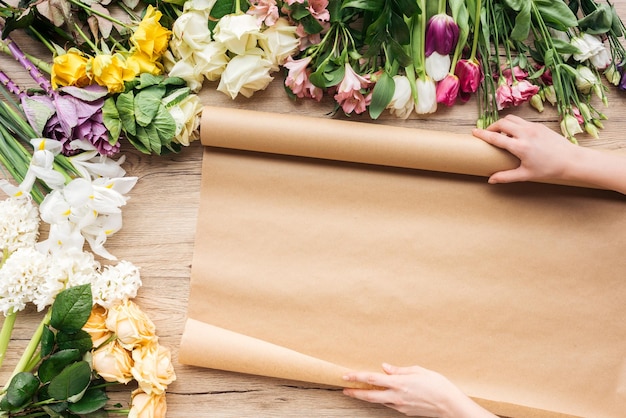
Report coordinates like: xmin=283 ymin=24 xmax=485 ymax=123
xmin=436 ymin=74 xmax=460 ymax=106
xmin=455 ymin=58 xmax=483 ymax=94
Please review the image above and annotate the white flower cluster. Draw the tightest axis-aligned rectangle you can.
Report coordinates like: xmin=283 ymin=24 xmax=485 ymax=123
xmin=164 ymin=0 xmax=300 ymax=98
xmin=0 ymin=196 xmax=39 ymax=254
xmin=0 ymin=193 xmax=142 ymax=316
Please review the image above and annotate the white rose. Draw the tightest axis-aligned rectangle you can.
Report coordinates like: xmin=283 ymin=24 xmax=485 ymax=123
xmin=194 ymin=41 xmax=230 ymax=81
xmin=167 ymin=59 xmax=205 ymax=92
xmin=183 ymin=0 xmax=217 ymax=13
xmin=258 ymin=17 xmax=300 ymax=71
xmin=170 ymin=95 xmax=203 ymax=146
xmin=172 ymin=10 xmax=212 ymax=52
xmin=214 ymin=14 xmax=263 ymax=55
xmin=387 ymin=75 xmax=414 ymax=119
xmin=217 ymin=49 xmax=274 ymax=98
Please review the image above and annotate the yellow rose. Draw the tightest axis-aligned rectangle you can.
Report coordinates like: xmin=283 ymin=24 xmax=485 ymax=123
xmin=105 ymin=299 xmax=157 ymax=350
xmin=130 ymin=343 xmax=176 ymax=395
xmin=89 ymin=53 xmax=136 ymax=93
xmin=130 ymin=5 xmax=172 ymax=62
xmin=83 ymin=304 xmax=112 ymax=348
xmin=126 ymin=51 xmax=163 ymax=76
xmin=129 ymin=389 xmax=167 ymax=418
xmin=51 ymin=48 xmax=91 ymax=88
xmin=91 ymin=340 xmax=134 ymax=384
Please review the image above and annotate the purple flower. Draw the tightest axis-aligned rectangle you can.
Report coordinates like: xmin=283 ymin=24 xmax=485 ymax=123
xmin=425 ymin=14 xmax=459 ymax=57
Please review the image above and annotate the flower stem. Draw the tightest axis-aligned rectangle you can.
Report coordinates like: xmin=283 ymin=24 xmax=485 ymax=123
xmin=469 ymin=0 xmax=481 ymax=60
xmin=0 ymin=311 xmax=17 ymax=370
xmin=66 ymin=0 xmax=130 ymax=28
xmin=3 ymin=309 xmax=52 ymax=391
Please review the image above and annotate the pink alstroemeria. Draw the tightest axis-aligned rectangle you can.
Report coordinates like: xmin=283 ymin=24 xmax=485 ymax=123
xmin=425 ymin=13 xmax=459 ymax=57
xmin=307 ymin=0 xmax=330 ymax=22
xmin=283 ymin=56 xmax=323 ymax=101
xmin=247 ymin=0 xmax=280 ymax=26
xmin=455 ymin=58 xmax=483 ymax=94
xmin=436 ymin=74 xmax=460 ymax=106
xmin=333 ymin=62 xmax=371 ymax=114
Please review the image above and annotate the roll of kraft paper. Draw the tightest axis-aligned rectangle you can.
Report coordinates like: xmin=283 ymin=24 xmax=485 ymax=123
xmin=181 ymin=106 xmax=626 ymax=418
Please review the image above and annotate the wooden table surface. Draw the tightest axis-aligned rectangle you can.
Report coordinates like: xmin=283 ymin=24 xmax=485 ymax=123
xmin=2 ymin=3 xmax=626 ymax=415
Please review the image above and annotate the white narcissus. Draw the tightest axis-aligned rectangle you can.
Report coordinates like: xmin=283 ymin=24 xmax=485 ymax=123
xmin=259 ymin=17 xmax=300 ymax=71
xmin=217 ymin=49 xmax=274 ymax=98
xmin=213 ymin=14 xmax=264 ymax=55
xmin=387 ymin=75 xmax=414 ymax=119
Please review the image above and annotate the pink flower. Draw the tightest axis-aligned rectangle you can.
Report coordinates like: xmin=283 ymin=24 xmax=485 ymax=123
xmin=510 ymin=79 xmax=539 ymax=106
xmin=496 ymin=80 xmax=513 ymax=110
xmin=283 ymin=56 xmax=322 ymax=101
xmin=455 ymin=58 xmax=482 ymax=93
xmin=425 ymin=14 xmax=459 ymax=56
xmin=307 ymin=0 xmax=330 ymax=22
xmin=436 ymin=74 xmax=460 ymax=106
xmin=500 ymin=65 xmax=528 ymax=82
xmin=247 ymin=0 xmax=280 ymax=26
xmin=333 ymin=62 xmax=371 ymax=114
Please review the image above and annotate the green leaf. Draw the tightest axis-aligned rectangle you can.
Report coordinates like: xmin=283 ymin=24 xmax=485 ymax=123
xmin=116 ymin=91 xmax=136 ymax=136
xmin=41 ymin=325 xmax=56 ymax=358
xmin=210 ymin=0 xmax=236 ymax=19
xmin=153 ymin=104 xmax=177 ymax=144
xmin=502 ymin=0 xmax=523 ymax=11
xmin=38 ymin=349 xmax=82 ymax=384
xmin=68 ymin=388 xmax=108 ymax=414
xmin=611 ymin=5 xmax=624 ymax=37
xmin=135 ymin=73 xmax=165 ymax=90
xmin=551 ymin=38 xmax=581 ymax=56
xmin=102 ymin=97 xmax=122 ymax=145
xmin=57 ymin=330 xmax=94 ymax=355
xmin=2 ymin=9 xmax=34 ymax=39
xmin=134 ymin=126 xmax=154 ymax=154
xmin=578 ymin=4 xmax=613 ymax=35
xmin=391 ymin=0 xmax=419 ymax=17
xmin=369 ymin=72 xmax=395 ymax=120
xmin=342 ymin=0 xmax=383 ymax=12
xmin=389 ymin=11 xmax=410 ymax=45
xmin=50 ymin=285 xmax=93 ymax=333
xmin=6 ymin=372 xmax=39 ymax=408
xmin=290 ymin=2 xmax=311 ymax=20
xmin=162 ymin=87 xmax=191 ymax=108
xmin=509 ymin=1 xmax=531 ymax=42
xmin=48 ymin=361 xmax=92 ymax=402
xmin=134 ymin=85 xmax=166 ymax=127
xmin=323 ymin=64 xmax=346 ymax=86
xmin=21 ymin=96 xmax=55 ymax=136
xmin=388 ymin=38 xmax=412 ymax=67
xmin=299 ymin=13 xmax=324 ymax=34
xmin=162 ymin=76 xmax=187 ymax=87
xmin=534 ymin=0 xmax=578 ymax=31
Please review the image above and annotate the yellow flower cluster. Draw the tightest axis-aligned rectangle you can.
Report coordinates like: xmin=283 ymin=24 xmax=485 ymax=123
xmin=83 ymin=300 xmax=176 ymax=418
xmin=51 ymin=6 xmax=171 ymax=93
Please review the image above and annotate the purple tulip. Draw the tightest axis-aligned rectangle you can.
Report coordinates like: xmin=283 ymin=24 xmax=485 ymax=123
xmin=425 ymin=14 xmax=459 ymax=57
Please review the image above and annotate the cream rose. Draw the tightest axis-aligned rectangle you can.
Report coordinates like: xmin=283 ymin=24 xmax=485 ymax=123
xmin=105 ymin=299 xmax=157 ymax=350
xmin=131 ymin=343 xmax=177 ymax=395
xmin=217 ymin=49 xmax=273 ymax=98
xmin=213 ymin=14 xmax=263 ymax=55
xmin=171 ymin=10 xmax=212 ymax=52
xmin=92 ymin=340 xmax=134 ymax=383
xmin=129 ymin=389 xmax=167 ymax=418
xmin=170 ymin=95 xmax=203 ymax=146
xmin=258 ymin=17 xmax=299 ymax=71
xmin=194 ymin=41 xmax=230 ymax=82
xmin=83 ymin=304 xmax=112 ymax=348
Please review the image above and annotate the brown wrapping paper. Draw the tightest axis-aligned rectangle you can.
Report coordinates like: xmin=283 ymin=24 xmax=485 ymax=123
xmin=180 ymin=106 xmax=626 ymax=417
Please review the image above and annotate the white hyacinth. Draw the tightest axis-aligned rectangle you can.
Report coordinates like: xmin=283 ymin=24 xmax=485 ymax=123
xmin=92 ymin=260 xmax=142 ymax=308
xmin=0 ymin=196 xmax=40 ymax=255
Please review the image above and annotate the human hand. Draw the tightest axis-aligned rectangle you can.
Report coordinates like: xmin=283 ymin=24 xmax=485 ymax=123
xmin=472 ymin=114 xmax=578 ymax=184
xmin=342 ymin=363 xmax=496 ymax=418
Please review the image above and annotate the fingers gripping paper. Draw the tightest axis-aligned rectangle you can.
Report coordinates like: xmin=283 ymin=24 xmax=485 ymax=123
xmin=180 ymin=106 xmax=626 ymax=417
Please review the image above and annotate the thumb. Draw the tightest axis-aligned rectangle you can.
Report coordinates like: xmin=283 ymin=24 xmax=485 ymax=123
xmin=488 ymin=168 xmax=528 ymax=184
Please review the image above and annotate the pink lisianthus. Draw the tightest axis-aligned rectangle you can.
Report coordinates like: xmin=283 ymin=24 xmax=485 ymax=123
xmin=333 ymin=62 xmax=371 ymax=114
xmin=510 ymin=79 xmax=539 ymax=106
xmin=455 ymin=58 xmax=482 ymax=93
xmin=500 ymin=65 xmax=527 ymax=82
xmin=425 ymin=13 xmax=459 ymax=57
xmin=247 ymin=0 xmax=280 ymax=26
xmin=436 ymin=74 xmax=460 ymax=106
xmin=283 ymin=56 xmax=323 ymax=101
xmin=495 ymin=79 xmax=514 ymax=110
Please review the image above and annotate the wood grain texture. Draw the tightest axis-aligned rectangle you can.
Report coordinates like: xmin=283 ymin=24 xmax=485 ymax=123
xmin=2 ymin=3 xmax=626 ymax=415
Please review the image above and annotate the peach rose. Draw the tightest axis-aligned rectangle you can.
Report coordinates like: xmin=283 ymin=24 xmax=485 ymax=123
xmin=129 ymin=389 xmax=167 ymax=418
xmin=83 ymin=304 xmax=113 ymax=348
xmin=105 ymin=299 xmax=157 ymax=350
xmin=91 ymin=340 xmax=134 ymax=383
xmin=131 ymin=343 xmax=176 ymax=395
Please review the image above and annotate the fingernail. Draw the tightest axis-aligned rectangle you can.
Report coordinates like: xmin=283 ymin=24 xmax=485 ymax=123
xmin=342 ymin=375 xmax=349 ymax=381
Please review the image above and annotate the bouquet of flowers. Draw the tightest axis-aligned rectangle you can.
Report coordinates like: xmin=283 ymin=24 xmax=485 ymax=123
xmin=166 ymin=0 xmax=626 ymax=143
xmin=0 ymin=0 xmax=185 ymax=416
